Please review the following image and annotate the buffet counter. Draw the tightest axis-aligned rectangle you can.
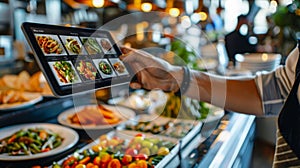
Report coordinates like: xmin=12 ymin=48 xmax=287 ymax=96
xmin=193 ymin=112 xmax=256 ymax=168
xmin=0 ymin=97 xmax=256 ymax=168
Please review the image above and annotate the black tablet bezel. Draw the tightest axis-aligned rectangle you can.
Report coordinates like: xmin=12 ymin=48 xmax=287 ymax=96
xmin=22 ymin=22 xmax=132 ymax=97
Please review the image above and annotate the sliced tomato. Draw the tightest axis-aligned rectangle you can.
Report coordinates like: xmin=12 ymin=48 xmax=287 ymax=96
xmin=136 ymin=160 xmax=148 ymax=168
xmin=41 ymin=148 xmax=51 ymax=153
xmin=93 ymin=156 xmax=101 ymax=165
xmin=135 ymin=133 xmax=145 ymax=138
xmin=107 ymin=159 xmax=121 ymax=168
xmin=121 ymin=154 xmax=133 ymax=165
xmin=134 ymin=153 xmax=148 ymax=161
xmin=125 ymin=148 xmax=138 ymax=156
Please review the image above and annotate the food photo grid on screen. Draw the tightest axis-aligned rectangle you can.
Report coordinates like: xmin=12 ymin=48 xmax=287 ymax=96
xmin=33 ymin=31 xmax=129 ymax=87
xmin=22 ymin=22 xmax=133 ymax=96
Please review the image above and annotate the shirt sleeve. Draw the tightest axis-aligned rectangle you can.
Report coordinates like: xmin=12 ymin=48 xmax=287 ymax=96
xmin=255 ymin=46 xmax=298 ymax=116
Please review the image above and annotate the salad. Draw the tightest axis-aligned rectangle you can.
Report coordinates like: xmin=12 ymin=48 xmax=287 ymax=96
xmin=0 ymin=128 xmax=63 ymax=156
xmin=52 ymin=134 xmax=175 ymax=168
xmin=53 ymin=61 xmax=78 ymax=83
xmin=76 ymin=60 xmax=98 ymax=80
xmin=99 ymin=61 xmax=112 ymax=75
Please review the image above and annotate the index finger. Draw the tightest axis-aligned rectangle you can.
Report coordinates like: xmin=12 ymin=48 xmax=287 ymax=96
xmin=120 ymin=46 xmax=135 ymax=54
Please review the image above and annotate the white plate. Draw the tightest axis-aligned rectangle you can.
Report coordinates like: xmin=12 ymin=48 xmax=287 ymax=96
xmin=58 ymin=104 xmax=136 ymax=130
xmin=0 ymin=92 xmax=43 ymax=111
xmin=0 ymin=123 xmax=79 ymax=161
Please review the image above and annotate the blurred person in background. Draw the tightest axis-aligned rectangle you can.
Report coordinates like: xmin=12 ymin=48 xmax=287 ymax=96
xmin=225 ymin=15 xmax=257 ymax=66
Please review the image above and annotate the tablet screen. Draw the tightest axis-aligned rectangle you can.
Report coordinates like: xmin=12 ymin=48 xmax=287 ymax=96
xmin=22 ymin=22 xmax=132 ymax=97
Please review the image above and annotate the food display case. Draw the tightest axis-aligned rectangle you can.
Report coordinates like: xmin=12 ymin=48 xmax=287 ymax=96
xmin=0 ymin=91 xmax=255 ymax=168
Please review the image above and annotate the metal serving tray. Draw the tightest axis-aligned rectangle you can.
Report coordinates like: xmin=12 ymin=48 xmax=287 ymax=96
xmin=118 ymin=114 xmax=203 ymax=149
xmin=51 ymin=130 xmax=180 ymax=168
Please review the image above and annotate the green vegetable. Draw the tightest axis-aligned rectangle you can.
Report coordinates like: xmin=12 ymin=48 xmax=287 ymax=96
xmin=0 ymin=128 xmax=64 ymax=156
xmin=53 ymin=61 xmax=78 ymax=83
xmin=83 ymin=38 xmax=102 ymax=54
xmin=52 ymin=163 xmax=61 ymax=168
xmin=99 ymin=61 xmax=112 ymax=75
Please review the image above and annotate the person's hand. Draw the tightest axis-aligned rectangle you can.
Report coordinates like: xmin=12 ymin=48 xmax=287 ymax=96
xmin=120 ymin=47 xmax=183 ymax=92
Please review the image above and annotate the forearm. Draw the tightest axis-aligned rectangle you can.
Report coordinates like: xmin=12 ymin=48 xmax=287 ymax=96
xmin=184 ymin=70 xmax=264 ymax=116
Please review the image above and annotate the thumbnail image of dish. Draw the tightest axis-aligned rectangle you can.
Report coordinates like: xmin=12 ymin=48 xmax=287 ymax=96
xmin=81 ymin=37 xmax=102 ymax=55
xmin=99 ymin=61 xmax=112 ymax=75
xmin=35 ymin=34 xmax=66 ymax=55
xmin=92 ymin=59 xmax=116 ymax=79
xmin=97 ymin=38 xmax=116 ymax=54
xmin=49 ymin=61 xmax=81 ymax=85
xmin=75 ymin=60 xmax=99 ymax=81
xmin=109 ymin=58 xmax=129 ymax=76
xmin=60 ymin=36 xmax=86 ymax=55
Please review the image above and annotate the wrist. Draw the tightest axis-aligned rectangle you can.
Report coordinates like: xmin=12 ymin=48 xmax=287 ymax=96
xmin=170 ymin=66 xmax=184 ymax=92
xmin=173 ymin=66 xmax=191 ymax=95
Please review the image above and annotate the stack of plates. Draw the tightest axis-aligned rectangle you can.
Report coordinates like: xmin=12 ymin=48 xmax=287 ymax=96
xmin=235 ymin=53 xmax=281 ymax=73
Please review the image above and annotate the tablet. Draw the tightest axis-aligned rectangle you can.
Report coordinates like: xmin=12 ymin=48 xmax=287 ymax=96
xmin=22 ymin=22 xmax=132 ymax=97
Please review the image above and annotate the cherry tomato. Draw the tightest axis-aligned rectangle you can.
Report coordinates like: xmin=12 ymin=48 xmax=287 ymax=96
xmin=92 ymin=145 xmax=102 ymax=153
xmin=75 ymin=164 xmax=85 ymax=168
xmin=125 ymin=148 xmax=138 ymax=156
xmin=100 ymin=153 xmax=111 ymax=163
xmin=107 ymin=159 xmax=121 ymax=168
xmin=135 ymin=133 xmax=145 ymax=138
xmin=70 ymin=161 xmax=79 ymax=168
xmin=62 ymin=156 xmax=77 ymax=168
xmin=86 ymin=163 xmax=99 ymax=168
xmin=134 ymin=153 xmax=148 ymax=161
xmin=121 ymin=154 xmax=133 ymax=165
xmin=31 ymin=166 xmax=41 ymax=168
xmin=99 ymin=163 xmax=107 ymax=168
xmin=136 ymin=160 xmax=148 ymax=168
xmin=127 ymin=163 xmax=137 ymax=168
xmin=99 ymin=153 xmax=112 ymax=168
xmin=93 ymin=156 xmax=101 ymax=165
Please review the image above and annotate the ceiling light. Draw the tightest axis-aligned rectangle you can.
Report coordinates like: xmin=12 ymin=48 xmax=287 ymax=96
xmin=92 ymin=0 xmax=104 ymax=8
xmin=141 ymin=2 xmax=152 ymax=12
xmin=169 ymin=8 xmax=180 ymax=17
